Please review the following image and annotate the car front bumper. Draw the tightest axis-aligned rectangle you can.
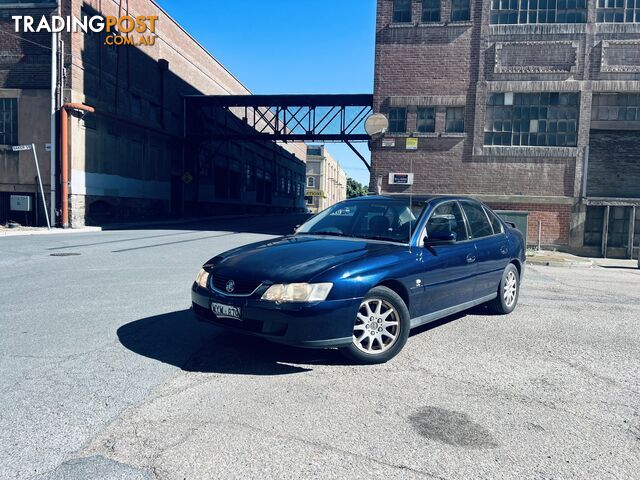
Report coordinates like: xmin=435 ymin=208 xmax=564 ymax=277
xmin=191 ymin=285 xmax=361 ymax=348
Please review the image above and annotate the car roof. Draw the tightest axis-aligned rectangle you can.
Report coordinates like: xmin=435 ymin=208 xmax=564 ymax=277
xmin=348 ymin=195 xmax=481 ymax=204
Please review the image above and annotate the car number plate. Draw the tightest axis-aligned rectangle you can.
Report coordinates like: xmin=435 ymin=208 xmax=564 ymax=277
xmin=211 ymin=302 xmax=242 ymax=320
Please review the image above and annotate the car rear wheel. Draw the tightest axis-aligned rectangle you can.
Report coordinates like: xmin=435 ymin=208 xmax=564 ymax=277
xmin=339 ymin=286 xmax=410 ymax=364
xmin=487 ymin=263 xmax=520 ymax=315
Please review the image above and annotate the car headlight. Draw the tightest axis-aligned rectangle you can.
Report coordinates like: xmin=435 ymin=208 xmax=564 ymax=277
xmin=261 ymin=283 xmax=333 ymax=303
xmin=195 ymin=268 xmax=210 ymax=289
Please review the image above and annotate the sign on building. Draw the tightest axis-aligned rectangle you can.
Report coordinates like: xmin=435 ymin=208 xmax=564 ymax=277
xmin=11 ymin=145 xmax=33 ymax=152
xmin=382 ymin=138 xmax=396 ymax=148
xmin=306 ymin=189 xmax=327 ymax=198
xmin=388 ymin=173 xmax=414 ymax=185
xmin=406 ymin=138 xmax=418 ymax=150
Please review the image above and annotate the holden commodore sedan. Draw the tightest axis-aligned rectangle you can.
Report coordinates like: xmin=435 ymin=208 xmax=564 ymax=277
xmin=192 ymin=196 xmax=526 ymax=364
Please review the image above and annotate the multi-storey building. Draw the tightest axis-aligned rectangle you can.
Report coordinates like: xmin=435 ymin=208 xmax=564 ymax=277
xmin=0 ymin=0 xmax=306 ymax=227
xmin=372 ymin=0 xmax=640 ymax=258
xmin=305 ymin=145 xmax=347 ymax=213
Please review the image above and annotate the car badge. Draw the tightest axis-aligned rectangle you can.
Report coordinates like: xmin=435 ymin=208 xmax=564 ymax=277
xmin=226 ymin=280 xmax=235 ymax=293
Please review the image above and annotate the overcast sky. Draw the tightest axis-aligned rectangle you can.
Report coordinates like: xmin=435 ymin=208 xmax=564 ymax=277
xmin=157 ymin=0 xmax=376 ymax=185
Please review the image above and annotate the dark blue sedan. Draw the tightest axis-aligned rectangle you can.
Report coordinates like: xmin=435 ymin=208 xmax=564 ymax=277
xmin=192 ymin=196 xmax=526 ymax=364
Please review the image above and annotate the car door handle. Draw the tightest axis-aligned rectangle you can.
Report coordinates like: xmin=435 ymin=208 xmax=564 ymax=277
xmin=466 ymin=254 xmax=476 ymax=264
xmin=500 ymin=246 xmax=509 ymax=255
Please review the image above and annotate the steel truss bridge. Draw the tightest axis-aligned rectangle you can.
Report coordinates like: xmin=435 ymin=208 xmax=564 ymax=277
xmin=185 ymin=94 xmax=374 ymax=169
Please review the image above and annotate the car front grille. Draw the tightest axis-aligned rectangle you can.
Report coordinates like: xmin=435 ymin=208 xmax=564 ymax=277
xmin=210 ymin=272 xmax=261 ymax=296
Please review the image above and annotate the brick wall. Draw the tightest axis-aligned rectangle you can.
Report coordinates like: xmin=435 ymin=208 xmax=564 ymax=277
xmin=489 ymin=202 xmax=572 ymax=245
xmin=0 ymin=8 xmax=53 ymax=89
xmin=372 ymin=0 xmax=640 ymax=250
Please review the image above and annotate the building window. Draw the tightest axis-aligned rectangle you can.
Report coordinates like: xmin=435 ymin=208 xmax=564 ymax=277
xmin=490 ymin=0 xmax=587 ymax=24
xmin=388 ymin=107 xmax=407 ymax=133
xmin=307 ymin=146 xmax=322 ymax=156
xmin=584 ymin=206 xmax=605 ymax=247
xmin=422 ymin=0 xmax=441 ymax=22
xmin=597 ymin=0 xmax=640 ymax=22
xmin=608 ymin=206 xmax=632 ymax=248
xmin=307 ymin=176 xmax=315 ymax=188
xmin=306 ymin=196 xmax=314 ymax=206
xmin=451 ymin=0 xmax=471 ymax=21
xmin=484 ymin=92 xmax=580 ymax=147
xmin=393 ymin=0 xmax=412 ymax=23
xmin=417 ymin=107 xmax=436 ymax=133
xmin=591 ymin=93 xmax=640 ymax=122
xmin=445 ymin=107 xmax=465 ymax=133
xmin=0 ymin=98 xmax=18 ymax=145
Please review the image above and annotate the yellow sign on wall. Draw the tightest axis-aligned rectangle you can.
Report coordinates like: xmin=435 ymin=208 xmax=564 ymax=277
xmin=406 ymin=138 xmax=418 ymax=150
xmin=306 ymin=189 xmax=327 ymax=198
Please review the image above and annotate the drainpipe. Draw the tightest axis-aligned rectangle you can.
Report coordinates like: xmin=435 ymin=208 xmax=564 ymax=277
xmin=60 ymin=103 xmax=95 ymax=228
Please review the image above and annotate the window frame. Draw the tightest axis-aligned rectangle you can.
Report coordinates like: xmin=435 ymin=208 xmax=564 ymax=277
xmin=445 ymin=107 xmax=465 ymax=134
xmin=421 ymin=0 xmax=441 ymax=23
xmin=393 ymin=0 xmax=413 ymax=23
xmin=0 ymin=98 xmax=18 ymax=146
xmin=459 ymin=200 xmax=502 ymax=240
xmin=596 ymin=0 xmax=640 ymax=23
xmin=484 ymin=92 xmax=580 ymax=147
xmin=451 ymin=0 xmax=471 ymax=22
xmin=490 ymin=0 xmax=587 ymax=25
xmin=307 ymin=176 xmax=315 ymax=188
xmin=421 ymin=200 xmax=471 ymax=244
xmin=417 ymin=107 xmax=436 ymax=133
xmin=388 ymin=107 xmax=408 ymax=134
xmin=483 ymin=206 xmax=505 ymax=235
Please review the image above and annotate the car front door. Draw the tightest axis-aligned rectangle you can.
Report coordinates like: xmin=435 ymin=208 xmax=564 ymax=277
xmin=459 ymin=201 xmax=510 ymax=299
xmin=415 ymin=201 xmax=479 ymax=317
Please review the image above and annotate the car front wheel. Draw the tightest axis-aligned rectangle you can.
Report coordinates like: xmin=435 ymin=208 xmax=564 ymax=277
xmin=339 ymin=286 xmax=410 ymax=364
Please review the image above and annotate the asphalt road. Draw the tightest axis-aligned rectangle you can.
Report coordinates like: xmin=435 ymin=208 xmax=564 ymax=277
xmin=1 ymin=214 xmax=639 ymax=480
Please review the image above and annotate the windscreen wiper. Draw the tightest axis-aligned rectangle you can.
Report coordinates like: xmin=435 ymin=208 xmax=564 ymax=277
xmin=298 ymin=231 xmax=349 ymax=237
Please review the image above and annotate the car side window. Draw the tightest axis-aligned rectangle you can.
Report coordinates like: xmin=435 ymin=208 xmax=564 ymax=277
xmin=425 ymin=202 xmax=468 ymax=242
xmin=460 ymin=202 xmax=494 ymax=239
xmin=484 ymin=207 xmax=504 ymax=235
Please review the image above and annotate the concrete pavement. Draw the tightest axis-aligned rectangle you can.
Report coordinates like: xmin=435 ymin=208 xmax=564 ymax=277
xmin=1 ymin=215 xmax=639 ymax=479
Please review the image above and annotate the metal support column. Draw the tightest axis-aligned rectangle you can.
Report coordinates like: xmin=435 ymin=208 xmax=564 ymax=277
xmin=601 ymin=205 xmax=610 ymax=258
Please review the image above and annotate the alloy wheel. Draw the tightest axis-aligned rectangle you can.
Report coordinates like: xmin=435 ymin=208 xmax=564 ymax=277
xmin=504 ymin=271 xmax=518 ymax=307
xmin=352 ymin=298 xmax=400 ymax=354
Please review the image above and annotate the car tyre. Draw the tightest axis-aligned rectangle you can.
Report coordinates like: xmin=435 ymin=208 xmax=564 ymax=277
xmin=340 ymin=286 xmax=410 ymax=365
xmin=487 ymin=263 xmax=520 ymax=315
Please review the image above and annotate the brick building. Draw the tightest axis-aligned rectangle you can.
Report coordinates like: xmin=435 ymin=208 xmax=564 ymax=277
xmin=0 ymin=0 xmax=306 ymax=227
xmin=371 ymin=0 xmax=640 ymax=258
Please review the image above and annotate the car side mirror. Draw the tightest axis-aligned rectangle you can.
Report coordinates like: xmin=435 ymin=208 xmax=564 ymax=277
xmin=424 ymin=231 xmax=457 ymax=247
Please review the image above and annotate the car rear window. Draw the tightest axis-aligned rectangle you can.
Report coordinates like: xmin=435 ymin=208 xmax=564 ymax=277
xmin=460 ymin=202 xmax=494 ymax=239
xmin=484 ymin=207 xmax=504 ymax=234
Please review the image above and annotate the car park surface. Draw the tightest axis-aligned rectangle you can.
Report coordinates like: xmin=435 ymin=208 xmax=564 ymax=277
xmin=1 ymin=214 xmax=639 ymax=479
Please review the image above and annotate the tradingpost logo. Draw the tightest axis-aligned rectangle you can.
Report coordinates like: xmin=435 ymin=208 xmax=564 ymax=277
xmin=12 ymin=14 xmax=159 ymax=47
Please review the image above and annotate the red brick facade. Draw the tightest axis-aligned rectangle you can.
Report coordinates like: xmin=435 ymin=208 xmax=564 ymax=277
xmin=371 ymin=0 xmax=640 ymax=254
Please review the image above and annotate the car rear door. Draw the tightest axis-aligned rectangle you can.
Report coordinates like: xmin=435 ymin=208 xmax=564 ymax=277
xmin=459 ymin=201 xmax=510 ymax=299
xmin=415 ymin=201 xmax=479 ymax=316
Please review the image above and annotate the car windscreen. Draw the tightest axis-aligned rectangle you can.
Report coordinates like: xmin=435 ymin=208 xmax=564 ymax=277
xmin=296 ymin=198 xmax=427 ymax=243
